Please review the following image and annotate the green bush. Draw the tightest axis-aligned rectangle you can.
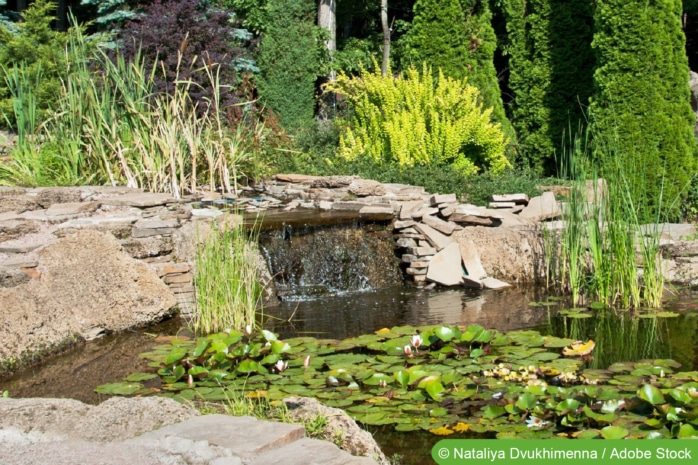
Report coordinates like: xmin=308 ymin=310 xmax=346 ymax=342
xmin=325 ymin=61 xmax=510 ymax=177
xmin=401 ymin=0 xmax=515 ymax=151
xmin=590 ymin=0 xmax=697 ymax=221
xmin=256 ymin=0 xmax=323 ymax=133
xmin=0 ymin=0 xmax=81 ymax=129
xmin=498 ymin=0 xmax=594 ymax=174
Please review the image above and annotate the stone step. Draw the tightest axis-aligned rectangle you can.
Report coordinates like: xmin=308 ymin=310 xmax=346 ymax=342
xmin=250 ymin=437 xmax=376 ymax=465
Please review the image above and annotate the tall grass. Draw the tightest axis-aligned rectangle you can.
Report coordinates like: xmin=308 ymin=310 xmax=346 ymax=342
xmin=0 ymin=19 xmax=259 ymax=197
xmin=545 ymin=127 xmax=666 ymax=308
xmin=193 ymin=215 xmax=264 ymax=334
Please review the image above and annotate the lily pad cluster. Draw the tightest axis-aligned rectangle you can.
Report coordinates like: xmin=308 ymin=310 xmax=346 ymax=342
xmin=96 ymin=324 xmax=698 ymax=438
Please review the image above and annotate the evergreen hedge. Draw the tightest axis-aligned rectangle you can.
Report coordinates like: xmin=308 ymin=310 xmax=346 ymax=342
xmin=256 ymin=0 xmax=321 ymax=133
xmin=499 ymin=0 xmax=594 ymax=174
xmin=590 ymin=0 xmax=697 ymax=221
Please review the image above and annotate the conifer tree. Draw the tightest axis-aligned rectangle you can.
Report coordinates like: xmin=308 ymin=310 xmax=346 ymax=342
xmin=256 ymin=0 xmax=321 ymax=133
xmin=590 ymin=0 xmax=697 ymax=220
xmin=499 ymin=0 xmax=594 ymax=174
xmin=404 ymin=0 xmax=515 ymax=155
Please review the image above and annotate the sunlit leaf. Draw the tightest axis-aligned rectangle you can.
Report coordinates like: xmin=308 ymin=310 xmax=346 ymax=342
xmin=600 ymin=425 xmax=629 ymax=439
xmin=638 ymin=384 xmax=665 ymax=405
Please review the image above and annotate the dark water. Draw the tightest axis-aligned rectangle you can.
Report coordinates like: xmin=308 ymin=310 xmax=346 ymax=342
xmin=3 ymin=285 xmax=698 ymax=465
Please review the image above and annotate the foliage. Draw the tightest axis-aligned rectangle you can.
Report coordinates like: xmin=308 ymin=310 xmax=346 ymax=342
xmin=0 ymin=0 xmax=79 ymax=128
xmin=544 ymin=130 xmax=665 ymax=309
xmin=497 ymin=0 xmax=594 ymax=174
xmin=193 ymin=215 xmax=263 ymax=335
xmin=461 ymin=168 xmax=544 ymax=206
xmin=116 ymin=0 xmax=259 ymax=119
xmin=589 ymin=0 xmax=697 ymax=222
xmin=255 ymin=0 xmax=323 ymax=133
xmin=98 ymin=323 xmax=698 ymax=439
xmin=0 ymin=23 xmax=262 ymax=194
xmin=80 ymin=0 xmax=138 ymax=27
xmin=325 ymin=62 xmax=510 ymax=177
xmin=401 ymin=0 xmax=516 ymax=152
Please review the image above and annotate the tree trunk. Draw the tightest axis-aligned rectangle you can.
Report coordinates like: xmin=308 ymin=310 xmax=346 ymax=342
xmin=381 ymin=0 xmax=390 ymax=76
xmin=318 ymin=0 xmax=336 ymax=52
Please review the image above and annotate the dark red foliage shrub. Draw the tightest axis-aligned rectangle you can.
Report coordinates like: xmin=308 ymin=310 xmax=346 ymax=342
xmin=115 ymin=0 xmax=259 ymax=118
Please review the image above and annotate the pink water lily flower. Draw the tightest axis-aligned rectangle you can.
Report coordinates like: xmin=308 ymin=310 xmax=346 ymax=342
xmin=404 ymin=345 xmax=413 ymax=356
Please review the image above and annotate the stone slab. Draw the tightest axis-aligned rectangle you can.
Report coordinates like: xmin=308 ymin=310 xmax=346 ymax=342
xmin=393 ymin=219 xmax=416 ymax=229
xmin=458 ymin=239 xmax=488 ymax=280
xmin=45 ymin=201 xmax=100 ymax=218
xmin=519 ymin=191 xmax=561 ymax=221
xmin=131 ymin=227 xmax=176 ymax=238
xmin=413 ymin=222 xmax=453 ymax=251
xmin=422 ymin=214 xmax=457 ymax=235
xmin=411 ymin=207 xmax=439 ymax=219
xmin=489 ymin=201 xmax=516 ymax=209
xmin=408 ymin=245 xmax=437 ymax=257
xmin=274 ymin=174 xmax=323 ymax=184
xmin=250 ymin=437 xmax=375 ymax=465
xmin=491 ymin=193 xmax=530 ymax=204
xmin=134 ymin=415 xmax=305 ymax=457
xmin=397 ymin=200 xmax=423 ymax=220
xmin=426 ymin=242 xmax=463 ymax=286
xmin=101 ymin=192 xmax=176 ymax=208
xmin=134 ymin=218 xmax=178 ymax=230
xmin=332 ymin=201 xmax=369 ymax=211
xmin=430 ymin=193 xmax=457 ymax=206
xmin=482 ymin=277 xmax=512 ymax=290
xmin=462 ymin=276 xmax=484 ymax=289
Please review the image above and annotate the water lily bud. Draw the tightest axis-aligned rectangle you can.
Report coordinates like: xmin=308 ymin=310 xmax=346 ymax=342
xmin=379 ymin=379 xmax=387 ymax=388
xmin=404 ymin=345 xmax=413 ymax=356
xmin=303 ymin=356 xmax=311 ymax=368
xmin=411 ymin=335 xmax=423 ymax=348
xmin=245 ymin=325 xmax=253 ymax=335
xmin=187 ymin=374 xmax=193 ymax=387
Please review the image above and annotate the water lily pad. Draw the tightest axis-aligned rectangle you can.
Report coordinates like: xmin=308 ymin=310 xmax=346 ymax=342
xmin=638 ymin=384 xmax=665 ymax=405
xmin=600 ymin=425 xmax=629 ymax=439
xmin=677 ymin=423 xmax=698 ymax=438
xmin=164 ymin=347 xmax=188 ymax=365
xmin=95 ymin=382 xmax=143 ymax=396
xmin=124 ymin=373 xmax=158 ymax=382
xmin=482 ymin=405 xmax=506 ymax=419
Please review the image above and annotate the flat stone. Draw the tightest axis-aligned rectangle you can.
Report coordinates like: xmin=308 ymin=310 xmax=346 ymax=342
xmin=408 ymin=245 xmax=437 ymax=257
xmin=274 ymin=173 xmax=322 ymax=183
xmin=101 ymin=192 xmax=176 ymax=208
xmin=134 ymin=218 xmax=178 ymax=229
xmin=45 ymin=202 xmax=100 ymax=218
xmin=462 ymin=276 xmax=484 ymax=289
xmin=414 ymin=222 xmax=454 ymax=251
xmin=318 ymin=200 xmax=333 ymax=210
xmin=151 ymin=262 xmax=190 ymax=277
xmin=426 ymin=242 xmax=463 ymax=286
xmin=491 ymin=193 xmax=530 ymax=204
xmin=422 ymin=214 xmax=457 ymax=235
xmin=191 ymin=208 xmax=224 ymax=218
xmin=164 ymin=273 xmax=192 ymax=284
xmin=450 ymin=215 xmax=496 ymax=226
xmin=411 ymin=207 xmax=439 ymax=219
xmin=131 ymin=227 xmax=176 ymax=238
xmin=0 ymin=242 xmax=43 ymax=253
xmin=359 ymin=205 xmax=395 ymax=218
xmin=519 ymin=191 xmax=561 ymax=221
xmin=489 ymin=201 xmax=516 ymax=209
xmin=641 ymin=223 xmax=696 ymax=241
xmin=430 ymin=193 xmax=457 ymax=206
xmin=458 ymin=239 xmax=487 ymax=280
xmin=349 ymin=179 xmax=386 ymax=197
xmin=482 ymin=277 xmax=512 ymax=290
xmin=332 ymin=201 xmax=368 ymax=211
xmin=250 ymin=437 xmax=375 ymax=465
xmin=134 ymin=415 xmax=305 ymax=458
xmin=0 ymin=211 xmax=22 ymax=222
xmin=397 ymin=200 xmax=423 ymax=220
xmin=406 ymin=267 xmax=428 ymax=275
xmin=393 ymin=219 xmax=416 ymax=229
xmin=396 ymin=238 xmax=417 ymax=248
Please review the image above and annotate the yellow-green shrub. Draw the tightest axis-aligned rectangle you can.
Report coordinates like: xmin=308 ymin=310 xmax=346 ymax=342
xmin=325 ymin=62 xmax=510 ymax=176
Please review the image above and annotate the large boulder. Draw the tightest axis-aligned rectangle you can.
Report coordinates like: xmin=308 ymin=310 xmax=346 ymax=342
xmin=0 ymin=230 xmax=176 ymax=372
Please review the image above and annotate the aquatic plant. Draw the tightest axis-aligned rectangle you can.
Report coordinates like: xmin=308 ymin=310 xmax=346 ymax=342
xmin=97 ymin=323 xmax=698 ymax=439
xmin=192 ymin=215 xmax=264 ymax=334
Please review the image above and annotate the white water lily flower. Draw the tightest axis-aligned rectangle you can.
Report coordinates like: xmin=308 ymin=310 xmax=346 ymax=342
xmin=526 ymin=415 xmax=550 ymax=428
xmin=411 ymin=335 xmax=423 ymax=348
xmin=274 ymin=360 xmax=288 ymax=372
xmin=303 ymin=356 xmax=311 ymax=368
xmin=404 ymin=345 xmax=413 ymax=356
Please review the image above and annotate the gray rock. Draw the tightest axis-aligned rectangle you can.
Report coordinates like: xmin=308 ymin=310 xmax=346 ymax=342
xmin=348 ymin=179 xmax=386 ymax=197
xmin=0 ymin=230 xmax=176 ymax=370
xmin=397 ymin=200 xmax=423 ymax=220
xmin=429 ymin=193 xmax=457 ymax=206
xmin=519 ymin=191 xmax=561 ymax=221
xmin=482 ymin=277 xmax=512 ymax=290
xmin=422 ymin=214 xmax=457 ymax=235
xmin=491 ymin=193 xmax=530 ymax=204
xmin=310 ymin=175 xmax=358 ymax=188
xmin=426 ymin=242 xmax=463 ymax=286
xmin=414 ymin=222 xmax=454 ymax=251
xmin=101 ymin=192 xmax=177 ymax=208
xmin=458 ymin=239 xmax=487 ymax=280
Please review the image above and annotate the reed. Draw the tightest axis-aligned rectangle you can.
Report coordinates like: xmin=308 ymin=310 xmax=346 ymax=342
xmin=192 ymin=215 xmax=264 ymax=334
xmin=546 ymin=127 xmax=667 ymax=308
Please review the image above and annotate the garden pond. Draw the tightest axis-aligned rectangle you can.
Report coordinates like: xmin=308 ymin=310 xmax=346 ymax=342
xmin=3 ymin=285 xmax=698 ymax=464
